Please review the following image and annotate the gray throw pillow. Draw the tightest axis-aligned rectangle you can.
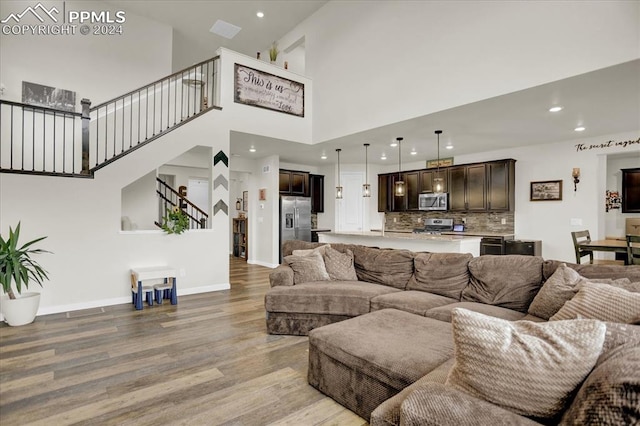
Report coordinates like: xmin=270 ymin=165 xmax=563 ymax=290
xmin=323 ymin=247 xmax=358 ymax=281
xmin=529 ymin=263 xmax=634 ymax=320
xmin=550 ymin=282 xmax=640 ymax=323
xmin=284 ymin=251 xmax=330 ymax=284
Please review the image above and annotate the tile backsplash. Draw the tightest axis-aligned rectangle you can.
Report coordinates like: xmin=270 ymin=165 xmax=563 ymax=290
xmin=384 ymin=211 xmax=514 ymax=234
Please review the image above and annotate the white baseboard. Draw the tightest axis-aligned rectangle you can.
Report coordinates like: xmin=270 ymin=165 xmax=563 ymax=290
xmin=31 ymin=283 xmax=231 ymax=317
xmin=248 ymin=259 xmax=279 ymax=268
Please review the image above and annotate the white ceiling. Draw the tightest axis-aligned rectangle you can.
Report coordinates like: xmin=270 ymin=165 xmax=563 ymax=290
xmin=108 ymin=1 xmax=640 ymax=167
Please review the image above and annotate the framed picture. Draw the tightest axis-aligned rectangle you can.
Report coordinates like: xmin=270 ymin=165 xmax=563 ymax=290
xmin=530 ymin=180 xmax=563 ymax=201
xmin=426 ymin=157 xmax=453 ymax=168
xmin=242 ymin=191 xmax=248 ymax=211
xmin=259 ymin=188 xmax=266 ymax=201
xmin=22 ymin=81 xmax=76 ymax=112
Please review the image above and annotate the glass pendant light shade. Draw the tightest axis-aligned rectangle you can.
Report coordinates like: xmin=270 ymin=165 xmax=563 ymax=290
xmin=434 ymin=130 xmax=443 ymax=194
xmin=336 ymin=148 xmax=343 ymax=199
xmin=363 ymin=143 xmax=371 ymax=197
xmin=394 ymin=137 xmax=405 ymax=196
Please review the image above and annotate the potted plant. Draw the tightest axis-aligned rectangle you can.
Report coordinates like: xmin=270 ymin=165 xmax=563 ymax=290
xmin=161 ymin=206 xmax=189 ymax=234
xmin=269 ymin=41 xmax=279 ymax=63
xmin=0 ymin=222 xmax=50 ymax=326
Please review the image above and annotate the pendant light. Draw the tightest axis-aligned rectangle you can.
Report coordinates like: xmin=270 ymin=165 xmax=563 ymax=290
xmin=434 ymin=130 xmax=444 ymax=194
xmin=363 ymin=143 xmax=371 ymax=197
xmin=394 ymin=137 xmax=405 ymax=196
xmin=335 ymin=148 xmax=343 ymax=199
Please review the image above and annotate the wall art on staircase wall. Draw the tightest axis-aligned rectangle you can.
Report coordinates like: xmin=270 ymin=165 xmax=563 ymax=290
xmin=22 ymin=81 xmax=76 ymax=112
xmin=234 ymin=64 xmax=304 ymax=117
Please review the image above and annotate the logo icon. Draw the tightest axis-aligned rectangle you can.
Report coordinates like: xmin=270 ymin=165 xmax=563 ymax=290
xmin=1 ymin=2 xmax=59 ymax=24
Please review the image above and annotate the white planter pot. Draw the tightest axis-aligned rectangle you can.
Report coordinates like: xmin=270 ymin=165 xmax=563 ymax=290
xmin=1 ymin=292 xmax=41 ymax=326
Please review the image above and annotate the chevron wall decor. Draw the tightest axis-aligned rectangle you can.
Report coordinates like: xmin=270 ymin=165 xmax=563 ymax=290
xmin=213 ymin=150 xmax=228 ymax=216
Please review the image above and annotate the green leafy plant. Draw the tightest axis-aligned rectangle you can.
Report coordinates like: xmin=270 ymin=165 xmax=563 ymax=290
xmin=161 ymin=206 xmax=189 ymax=234
xmin=0 ymin=222 xmax=50 ymax=299
xmin=269 ymin=41 xmax=279 ymax=62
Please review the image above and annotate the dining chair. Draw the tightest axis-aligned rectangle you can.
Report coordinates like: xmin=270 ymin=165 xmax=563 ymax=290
xmin=627 ymin=234 xmax=640 ymax=265
xmin=571 ymin=230 xmax=623 ymax=265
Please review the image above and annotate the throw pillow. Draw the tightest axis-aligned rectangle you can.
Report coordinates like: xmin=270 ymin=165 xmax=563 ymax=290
xmin=550 ymin=281 xmax=640 ymax=323
xmin=528 ymin=263 xmax=633 ymax=320
xmin=446 ymin=308 xmax=606 ymax=419
xmin=284 ymin=251 xmax=330 ymax=284
xmin=292 ymin=244 xmax=330 ymax=257
xmin=323 ymin=247 xmax=358 ymax=281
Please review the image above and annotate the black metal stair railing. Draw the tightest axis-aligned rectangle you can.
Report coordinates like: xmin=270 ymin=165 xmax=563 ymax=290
xmin=0 ymin=55 xmax=220 ymax=178
xmin=156 ymin=178 xmax=208 ymax=229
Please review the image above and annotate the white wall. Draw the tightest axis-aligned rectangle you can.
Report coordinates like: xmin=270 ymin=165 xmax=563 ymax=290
xmin=280 ymin=0 xmax=640 ymax=142
xmin=121 ymin=170 xmax=158 ymax=230
xmin=0 ymin=0 xmax=173 ymax=107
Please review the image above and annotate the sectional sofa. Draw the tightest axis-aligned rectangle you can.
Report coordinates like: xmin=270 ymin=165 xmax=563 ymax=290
xmin=265 ymin=240 xmax=640 ymax=425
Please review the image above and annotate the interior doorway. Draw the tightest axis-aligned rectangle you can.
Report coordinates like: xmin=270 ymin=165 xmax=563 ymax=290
xmin=187 ymin=178 xmax=209 ymax=213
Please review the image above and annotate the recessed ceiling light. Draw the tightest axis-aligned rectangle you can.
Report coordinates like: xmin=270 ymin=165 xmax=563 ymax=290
xmin=390 ymin=142 xmax=398 ymax=147
xmin=256 ymin=11 xmax=264 ymax=18
xmin=445 ymin=143 xmax=454 ymax=150
xmin=410 ymin=150 xmax=417 ymax=155
xmin=210 ymin=19 xmax=242 ymax=39
xmin=381 ymin=154 xmax=387 ymax=160
xmin=320 ymin=154 xmax=327 ymax=160
xmin=249 ymin=147 xmax=256 ymax=152
xmin=549 ymin=106 xmax=563 ymax=112
xmin=574 ymin=126 xmax=586 ymax=132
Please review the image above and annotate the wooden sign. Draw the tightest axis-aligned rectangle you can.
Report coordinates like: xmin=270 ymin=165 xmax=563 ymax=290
xmin=426 ymin=157 xmax=453 ymax=168
xmin=234 ymin=64 xmax=304 ymax=117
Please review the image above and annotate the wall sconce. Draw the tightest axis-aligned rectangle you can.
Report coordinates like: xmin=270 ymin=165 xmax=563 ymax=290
xmin=235 ymin=198 xmax=242 ymax=210
xmin=572 ymin=168 xmax=580 ymax=191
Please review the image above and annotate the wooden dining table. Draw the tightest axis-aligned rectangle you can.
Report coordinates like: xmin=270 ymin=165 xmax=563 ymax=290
xmin=579 ymin=239 xmax=633 ymax=265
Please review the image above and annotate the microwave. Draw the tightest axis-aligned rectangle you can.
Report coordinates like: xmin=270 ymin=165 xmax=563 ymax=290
xmin=418 ymin=192 xmax=448 ymax=211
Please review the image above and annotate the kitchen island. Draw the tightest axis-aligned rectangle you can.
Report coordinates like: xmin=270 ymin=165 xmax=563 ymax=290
xmin=317 ymin=231 xmax=481 ymax=256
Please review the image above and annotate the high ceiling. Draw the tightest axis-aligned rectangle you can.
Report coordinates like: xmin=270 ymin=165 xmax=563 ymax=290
xmin=108 ymin=1 xmax=640 ymax=167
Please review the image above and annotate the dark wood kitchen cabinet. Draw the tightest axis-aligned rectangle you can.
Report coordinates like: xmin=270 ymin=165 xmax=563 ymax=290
xmin=279 ymin=169 xmax=309 ymax=196
xmin=449 ymin=164 xmax=486 ymax=212
xmin=404 ymin=171 xmax=420 ymax=210
xmin=487 ymin=160 xmax=515 ymax=211
xmin=378 ymin=174 xmax=390 ymax=212
xmin=310 ymin=174 xmax=324 ymax=213
xmin=420 ymin=169 xmax=448 ymax=193
xmin=622 ymin=168 xmax=640 ymax=213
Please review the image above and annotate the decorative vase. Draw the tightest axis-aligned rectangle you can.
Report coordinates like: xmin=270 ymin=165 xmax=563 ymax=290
xmin=1 ymin=292 xmax=41 ymax=326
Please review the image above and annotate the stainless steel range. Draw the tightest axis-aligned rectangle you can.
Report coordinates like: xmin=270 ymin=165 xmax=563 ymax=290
xmin=414 ymin=218 xmax=454 ymax=235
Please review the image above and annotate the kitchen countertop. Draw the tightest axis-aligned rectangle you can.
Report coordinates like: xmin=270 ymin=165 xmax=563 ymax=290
xmin=322 ymin=231 xmax=482 ymax=242
xmin=377 ymin=229 xmax=515 ymax=238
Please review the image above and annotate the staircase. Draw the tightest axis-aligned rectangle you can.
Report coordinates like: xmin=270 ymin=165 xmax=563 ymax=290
xmin=156 ymin=178 xmax=208 ymax=230
xmin=0 ymin=56 xmax=220 ymax=178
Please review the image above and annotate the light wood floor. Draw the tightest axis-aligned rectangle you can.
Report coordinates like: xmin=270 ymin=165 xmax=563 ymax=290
xmin=0 ymin=257 xmax=366 ymax=425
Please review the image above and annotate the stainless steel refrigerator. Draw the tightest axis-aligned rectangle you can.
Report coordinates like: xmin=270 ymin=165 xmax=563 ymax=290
xmin=280 ymin=196 xmax=312 ymax=259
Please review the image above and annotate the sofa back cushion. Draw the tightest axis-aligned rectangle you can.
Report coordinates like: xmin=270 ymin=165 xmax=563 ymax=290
xmin=543 ymin=260 xmax=640 ymax=282
xmin=351 ymin=245 xmax=415 ymax=290
xmin=461 ymin=255 xmax=544 ymax=313
xmin=407 ymin=252 xmax=472 ymax=299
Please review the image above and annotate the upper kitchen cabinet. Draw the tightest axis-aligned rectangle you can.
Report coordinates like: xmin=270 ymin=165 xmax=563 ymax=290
xmin=420 ymin=169 xmax=448 ymax=193
xmin=404 ymin=171 xmax=420 ymax=210
xmin=310 ymin=174 xmax=324 ymax=213
xmin=279 ymin=169 xmax=310 ymax=196
xmin=487 ymin=160 xmax=515 ymax=211
xmin=622 ymin=168 xmax=640 ymax=213
xmin=449 ymin=164 xmax=487 ymax=211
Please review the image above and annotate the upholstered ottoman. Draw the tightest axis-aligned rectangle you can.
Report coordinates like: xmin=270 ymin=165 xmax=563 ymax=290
xmin=308 ymin=308 xmax=454 ymax=420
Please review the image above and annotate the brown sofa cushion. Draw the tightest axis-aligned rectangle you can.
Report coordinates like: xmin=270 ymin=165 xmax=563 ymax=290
xmin=370 ymin=291 xmax=457 ymax=316
xmin=351 ymin=246 xmax=415 ymax=290
xmin=425 ymin=301 xmax=526 ymax=323
xmin=265 ymin=281 xmax=400 ymax=316
xmin=462 ymin=255 xmax=543 ymax=313
xmin=543 ymin=260 xmax=640 ymax=282
xmin=560 ymin=341 xmax=640 ymax=425
xmin=407 ymin=252 xmax=472 ymax=299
